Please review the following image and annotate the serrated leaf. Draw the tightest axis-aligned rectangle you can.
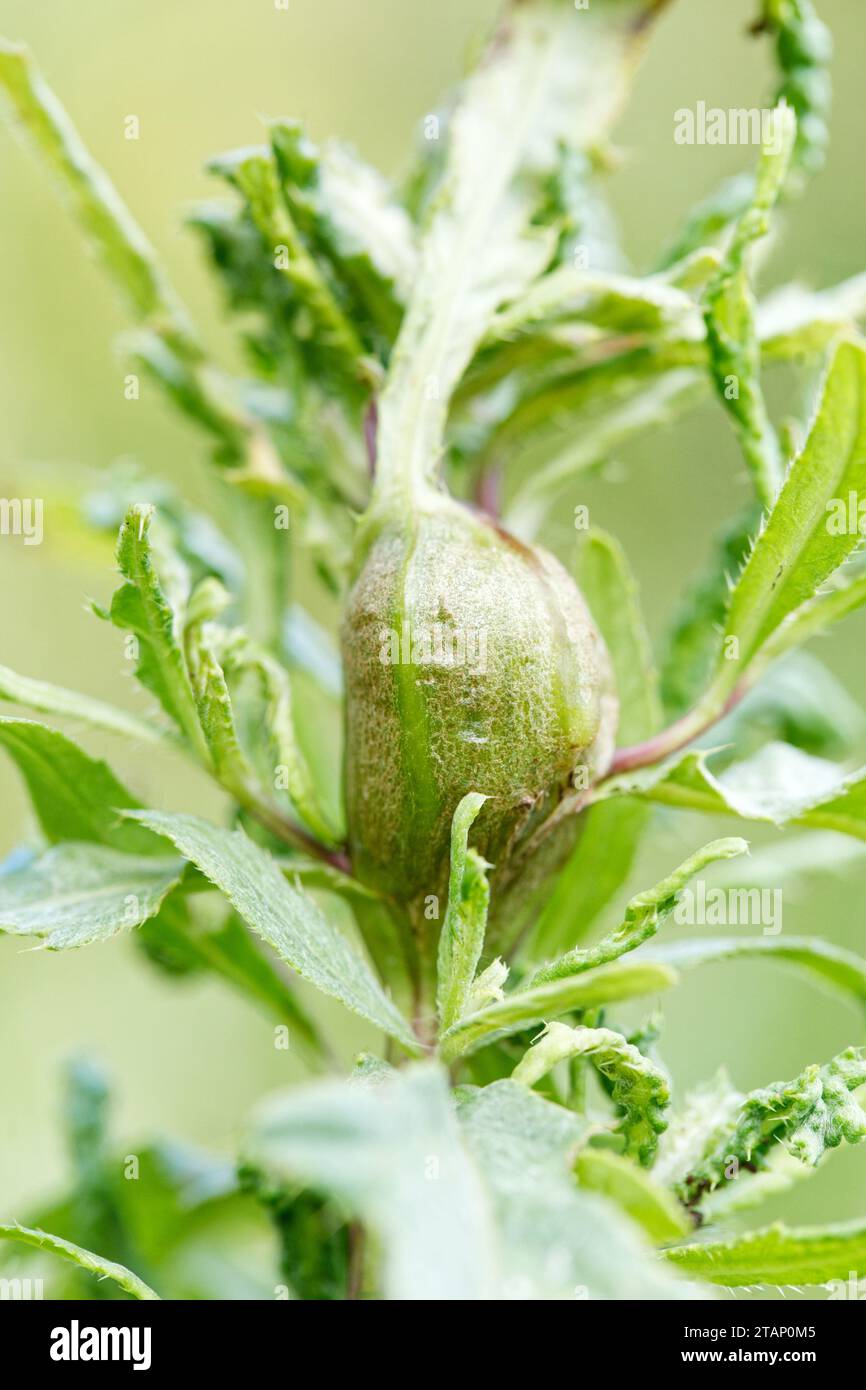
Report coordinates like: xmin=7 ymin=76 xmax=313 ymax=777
xmin=757 ymin=555 xmax=866 ymax=667
xmin=531 ymin=838 xmax=747 ymax=985
xmin=664 ymin=1218 xmax=866 ymax=1288
xmin=700 ymin=338 xmax=866 ymax=714
xmin=126 ymin=810 xmax=420 ymax=1054
xmin=210 ymin=143 xmax=372 ymax=400
xmin=372 ymin=0 xmax=663 ymax=506
xmin=245 ymin=1062 xmax=494 ymax=1299
xmin=218 ymin=627 xmax=340 ymax=846
xmin=457 ymin=1080 xmax=692 ymax=1299
xmin=703 ymin=104 xmax=794 ymax=505
xmin=107 ymin=504 xmax=207 ymax=757
xmin=269 ymin=124 xmax=416 ymax=346
xmin=0 ymin=1223 xmax=158 ymax=1300
xmin=436 ymin=792 xmax=490 ymax=1033
xmin=675 ymin=1047 xmax=866 ymax=1206
xmin=0 ymin=843 xmax=182 ymax=949
xmin=574 ymin=1148 xmax=691 ymax=1244
xmin=0 ymin=40 xmax=193 ymax=344
xmin=513 ymin=1021 xmax=670 ymax=1164
xmin=439 ymin=958 xmax=677 ymax=1063
xmin=0 ymin=717 xmax=162 ymax=855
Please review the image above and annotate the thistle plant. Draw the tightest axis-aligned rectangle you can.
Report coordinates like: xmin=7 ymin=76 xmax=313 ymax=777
xmin=3 ymin=0 xmax=866 ymax=1302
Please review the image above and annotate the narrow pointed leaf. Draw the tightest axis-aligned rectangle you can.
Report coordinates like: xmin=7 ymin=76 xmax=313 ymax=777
xmin=665 ymin=1219 xmax=866 ymax=1288
xmin=436 ymin=792 xmax=490 ymax=1033
xmin=0 ymin=1223 xmax=159 ymax=1300
xmin=126 ymin=810 xmax=421 ymax=1054
xmin=0 ymin=717 xmax=162 ymax=855
xmin=0 ymin=844 xmax=182 ymax=949
xmin=439 ymin=958 xmax=677 ymax=1062
xmin=532 ymin=838 xmax=747 ymax=985
xmin=0 ymin=663 xmax=174 ymax=747
xmin=702 ymin=338 xmax=866 ymax=711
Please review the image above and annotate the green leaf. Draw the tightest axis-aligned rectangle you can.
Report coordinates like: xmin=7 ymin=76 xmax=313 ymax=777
xmin=514 ymin=1022 xmax=670 ymax=1164
xmin=701 ymin=338 xmax=866 ymax=713
xmin=218 ymin=627 xmax=340 ymax=846
xmin=0 ymin=40 xmax=193 ymax=344
xmin=489 ymin=266 xmax=696 ymax=342
xmin=439 ymin=958 xmax=677 ymax=1063
xmin=602 ymin=741 xmax=866 ymax=841
xmin=270 ymin=123 xmax=416 ymax=346
xmin=371 ymin=0 xmax=664 ymax=507
xmin=0 ymin=1223 xmax=159 ymax=1300
xmin=703 ymin=104 xmax=794 ymax=506
xmin=531 ymin=838 xmax=748 ymax=985
xmin=758 ymin=272 xmax=866 ymax=360
xmin=457 ymin=1080 xmax=692 ymax=1299
xmin=0 ymin=717 xmax=161 ymax=855
xmin=0 ymin=663 xmax=175 ymax=748
xmin=60 ymin=1058 xmax=143 ymax=1298
xmin=210 ymin=143 xmax=372 ymax=399
xmin=664 ymin=1218 xmax=866 ymax=1288
xmin=436 ymin=792 xmax=491 ymax=1033
xmin=674 ymin=1047 xmax=866 ymax=1206
xmin=574 ymin=1148 xmax=691 ymax=1244
xmin=106 ymin=505 xmax=208 ymax=757
xmin=756 ymin=555 xmax=866 ymax=667
xmin=643 ymin=936 xmax=866 ymax=1013
xmin=243 ymin=1179 xmax=349 ymax=1301
xmin=0 ymin=843 xmax=182 ymax=949
xmin=126 ymin=810 xmax=421 ymax=1054
xmin=245 ymin=1062 xmax=494 ymax=1299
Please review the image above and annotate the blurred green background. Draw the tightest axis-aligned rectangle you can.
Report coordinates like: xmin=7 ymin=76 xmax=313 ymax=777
xmin=1 ymin=0 xmax=864 ymax=1257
